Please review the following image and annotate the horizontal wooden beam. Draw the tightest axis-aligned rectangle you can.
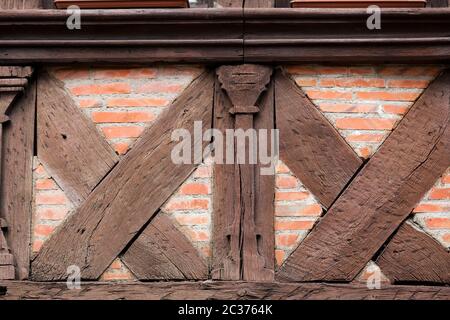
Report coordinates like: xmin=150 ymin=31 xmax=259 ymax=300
xmin=1 ymin=281 xmax=449 ymax=300
xmin=1 ymin=9 xmax=450 ymax=64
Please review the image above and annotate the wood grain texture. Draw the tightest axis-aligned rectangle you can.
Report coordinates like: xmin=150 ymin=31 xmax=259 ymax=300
xmin=31 ymin=71 xmax=214 ymax=281
xmin=1 ymin=80 xmax=36 ymax=280
xmin=377 ymin=223 xmax=450 ymax=284
xmin=0 ymin=0 xmax=42 ymax=9
xmin=37 ymin=72 xmax=119 ymax=206
xmin=122 ymin=214 xmax=207 ymax=280
xmin=275 ymin=69 xmax=362 ymax=208
xmin=277 ymin=70 xmax=450 ymax=282
xmin=212 ymin=65 xmax=274 ymax=281
xmin=1 ymin=281 xmax=450 ymax=300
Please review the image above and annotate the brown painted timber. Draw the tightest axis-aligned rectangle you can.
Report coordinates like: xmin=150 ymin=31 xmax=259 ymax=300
xmin=275 ymin=69 xmax=362 ymax=208
xmin=377 ymin=222 xmax=450 ymax=284
xmin=212 ymin=65 xmax=274 ymax=281
xmin=1 ymin=79 xmax=36 ymax=280
xmin=1 ymin=281 xmax=450 ymax=300
xmin=37 ymin=72 xmax=119 ymax=206
xmin=122 ymin=214 xmax=208 ymax=280
xmin=1 ymin=9 xmax=450 ymax=63
xmin=277 ymin=70 xmax=450 ymax=282
xmin=31 ymin=71 xmax=214 ymax=281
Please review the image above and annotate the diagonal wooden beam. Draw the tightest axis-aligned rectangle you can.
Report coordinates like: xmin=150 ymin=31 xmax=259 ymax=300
xmin=37 ymin=72 xmax=119 ymax=206
xmin=31 ymin=71 xmax=215 ymax=281
xmin=376 ymin=222 xmax=450 ymax=284
xmin=277 ymin=70 xmax=450 ymax=282
xmin=274 ymin=69 xmax=362 ymax=208
xmin=122 ymin=213 xmax=207 ymax=280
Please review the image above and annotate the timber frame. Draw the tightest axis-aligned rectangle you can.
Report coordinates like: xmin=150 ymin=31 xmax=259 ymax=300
xmin=0 ymin=6 xmax=450 ymax=300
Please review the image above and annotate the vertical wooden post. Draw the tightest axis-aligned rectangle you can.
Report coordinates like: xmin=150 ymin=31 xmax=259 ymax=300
xmin=0 ymin=66 xmax=34 ymax=280
xmin=212 ymin=64 xmax=274 ymax=281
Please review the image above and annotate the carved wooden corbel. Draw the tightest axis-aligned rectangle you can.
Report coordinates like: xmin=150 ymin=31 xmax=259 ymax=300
xmin=0 ymin=66 xmax=33 ymax=280
xmin=214 ymin=64 xmax=274 ymax=281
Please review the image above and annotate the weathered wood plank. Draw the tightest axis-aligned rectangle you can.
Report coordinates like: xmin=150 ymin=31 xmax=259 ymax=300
xmin=211 ymin=77 xmax=239 ymax=280
xmin=277 ymin=70 xmax=450 ymax=282
xmin=121 ymin=214 xmax=207 ymax=280
xmin=1 ymin=79 xmax=36 ymax=280
xmin=274 ymin=69 xmax=362 ymax=208
xmin=0 ymin=0 xmax=42 ymax=9
xmin=212 ymin=65 xmax=274 ymax=281
xmin=1 ymin=281 xmax=450 ymax=300
xmin=31 ymin=71 xmax=214 ymax=281
xmin=37 ymin=72 xmax=119 ymax=206
xmin=377 ymin=222 xmax=450 ymax=284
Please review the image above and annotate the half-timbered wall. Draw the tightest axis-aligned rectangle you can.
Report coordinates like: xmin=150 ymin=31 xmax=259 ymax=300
xmin=26 ymin=64 xmax=450 ymax=281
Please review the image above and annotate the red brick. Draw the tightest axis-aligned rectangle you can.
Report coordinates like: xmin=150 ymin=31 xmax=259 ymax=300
xmin=53 ymin=68 xmax=89 ymax=80
xmin=336 ymin=118 xmax=397 ymax=130
xmin=129 ymin=68 xmax=157 ymax=78
xmin=275 ymin=250 xmax=285 ymax=266
xmin=286 ymin=66 xmax=316 ymax=75
xmin=35 ymin=192 xmax=67 ymax=205
xmin=276 ymin=234 xmax=300 ymax=247
xmin=113 ymin=142 xmax=130 ymax=155
xmin=32 ymin=239 xmax=44 ymax=252
xmin=165 ymin=198 xmax=210 ymax=211
xmin=387 ymin=79 xmax=429 ymax=89
xmin=425 ymin=217 xmax=450 ymax=229
xmin=101 ymin=126 xmax=144 ymax=139
xmin=34 ymin=224 xmax=56 ymax=237
xmin=34 ymin=164 xmax=46 ymax=175
xmin=193 ymin=166 xmax=212 ymax=178
xmin=442 ymin=174 xmax=450 ymax=184
xmin=442 ymin=233 xmax=450 ymax=244
xmin=186 ymin=229 xmax=210 ymax=241
xmin=275 ymin=220 xmax=315 ymax=230
xmin=382 ymin=104 xmax=410 ymax=115
xmin=35 ymin=178 xmax=57 ymax=190
xmin=275 ymin=162 xmax=290 ymax=174
xmin=348 ymin=67 xmax=374 ymax=75
xmin=305 ymin=90 xmax=352 ymax=100
xmin=107 ymin=98 xmax=168 ymax=108
xmin=179 ymin=183 xmax=210 ymax=195
xmin=319 ymin=78 xmax=385 ymax=88
xmin=275 ymin=176 xmax=298 ymax=189
xmin=346 ymin=133 xmax=385 ymax=143
xmin=429 ymin=188 xmax=450 ymax=200
xmin=101 ymin=272 xmax=134 ymax=281
xmin=92 ymin=111 xmax=155 ymax=123
xmin=158 ymin=66 xmax=202 ymax=77
xmin=109 ymin=260 xmax=123 ymax=270
xmin=78 ymin=99 xmax=102 ymax=108
xmin=358 ymin=147 xmax=373 ymax=159
xmin=275 ymin=204 xmax=322 ymax=216
xmin=93 ymin=69 xmax=131 ymax=79
xmin=70 ymin=83 xmax=131 ymax=95
xmin=355 ymin=91 xmax=420 ymax=101
xmin=319 ymin=103 xmax=378 ymax=113
xmin=295 ymin=78 xmax=317 ymax=86
xmin=413 ymin=203 xmax=448 ymax=213
xmin=275 ymin=191 xmax=309 ymax=201
xmin=377 ymin=66 xmax=441 ymax=77
xmin=315 ymin=67 xmax=348 ymax=75
xmin=36 ymin=207 xmax=68 ymax=220
xmin=174 ymin=214 xmax=209 ymax=225
xmin=137 ymin=83 xmax=184 ymax=94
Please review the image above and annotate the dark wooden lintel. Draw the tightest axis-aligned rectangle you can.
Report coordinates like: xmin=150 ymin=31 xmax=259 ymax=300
xmin=1 ymin=9 xmax=450 ymax=64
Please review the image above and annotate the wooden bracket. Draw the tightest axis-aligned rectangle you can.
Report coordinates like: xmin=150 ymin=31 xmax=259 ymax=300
xmin=213 ymin=64 xmax=274 ymax=281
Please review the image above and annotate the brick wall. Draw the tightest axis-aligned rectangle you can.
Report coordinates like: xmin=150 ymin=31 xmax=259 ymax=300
xmin=31 ymin=64 xmax=450 ymax=281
